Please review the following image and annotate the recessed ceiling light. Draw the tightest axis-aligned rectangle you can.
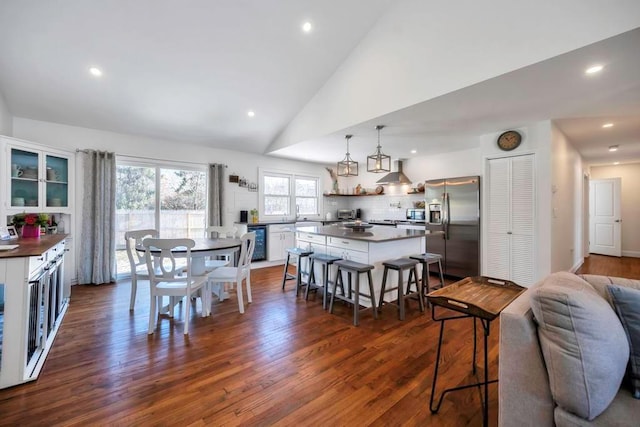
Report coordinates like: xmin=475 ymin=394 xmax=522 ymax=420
xmin=585 ymin=64 xmax=604 ymax=75
xmin=410 ymin=149 xmax=417 ymax=154
xmin=609 ymin=145 xmax=619 ymax=152
xmin=302 ymin=22 xmax=312 ymax=33
xmin=602 ymin=123 xmax=614 ymax=128
xmin=89 ymin=67 xmax=102 ymax=77
xmin=614 ymin=162 xmax=620 ymax=165
xmin=247 ymin=110 xmax=255 ymax=118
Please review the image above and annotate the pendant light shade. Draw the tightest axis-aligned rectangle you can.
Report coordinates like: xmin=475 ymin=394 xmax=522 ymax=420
xmin=367 ymin=125 xmax=391 ymax=173
xmin=337 ymin=134 xmax=358 ymax=177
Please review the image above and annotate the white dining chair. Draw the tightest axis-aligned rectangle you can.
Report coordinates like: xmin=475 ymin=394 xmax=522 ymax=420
xmin=124 ymin=229 xmax=159 ymax=310
xmin=207 ymin=232 xmax=256 ymax=314
xmin=143 ymin=238 xmax=208 ymax=335
xmin=204 ymin=225 xmax=238 ymax=271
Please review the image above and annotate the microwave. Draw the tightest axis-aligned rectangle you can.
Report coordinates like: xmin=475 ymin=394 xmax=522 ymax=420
xmin=337 ymin=209 xmax=356 ymax=220
xmin=406 ymin=208 xmax=426 ymax=221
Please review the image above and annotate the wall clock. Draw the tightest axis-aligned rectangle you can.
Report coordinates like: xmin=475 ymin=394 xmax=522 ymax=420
xmin=497 ymin=130 xmax=522 ymax=151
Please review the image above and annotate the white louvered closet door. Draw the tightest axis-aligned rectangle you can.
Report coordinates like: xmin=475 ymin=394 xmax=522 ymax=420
xmin=486 ymin=158 xmax=511 ymax=280
xmin=485 ymin=154 xmax=535 ymax=286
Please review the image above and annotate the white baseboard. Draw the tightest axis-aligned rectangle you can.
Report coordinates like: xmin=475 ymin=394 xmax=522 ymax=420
xmin=622 ymin=250 xmax=640 ymax=258
xmin=251 ymin=259 xmax=285 ymax=269
xmin=570 ymin=259 xmax=584 ymax=273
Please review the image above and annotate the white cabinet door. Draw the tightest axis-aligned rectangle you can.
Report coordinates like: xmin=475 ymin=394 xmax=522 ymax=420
xmin=267 ymin=230 xmax=295 ymax=262
xmin=485 ymin=154 xmax=535 ymax=286
xmin=267 ymin=232 xmax=281 ymax=262
xmin=282 ymin=232 xmax=294 ymax=253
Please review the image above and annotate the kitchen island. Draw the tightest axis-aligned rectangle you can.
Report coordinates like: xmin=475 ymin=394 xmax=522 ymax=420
xmin=0 ymin=235 xmax=68 ymax=389
xmin=296 ymin=225 xmax=443 ymax=308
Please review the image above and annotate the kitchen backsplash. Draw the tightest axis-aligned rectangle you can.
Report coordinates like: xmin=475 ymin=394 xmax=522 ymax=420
xmin=323 ymin=189 xmax=424 ymax=222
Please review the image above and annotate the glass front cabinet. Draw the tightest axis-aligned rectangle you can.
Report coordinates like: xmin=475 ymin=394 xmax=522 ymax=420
xmin=6 ymin=142 xmax=73 ymax=213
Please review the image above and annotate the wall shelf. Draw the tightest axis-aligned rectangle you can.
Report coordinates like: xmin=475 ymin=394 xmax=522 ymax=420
xmin=323 ymin=193 xmax=384 ymax=197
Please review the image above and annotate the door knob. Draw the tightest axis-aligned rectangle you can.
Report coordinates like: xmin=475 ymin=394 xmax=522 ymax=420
xmin=615 ymin=219 xmax=621 ymax=223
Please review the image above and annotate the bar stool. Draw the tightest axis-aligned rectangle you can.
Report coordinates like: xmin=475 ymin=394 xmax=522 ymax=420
xmin=329 ymin=260 xmax=376 ymax=326
xmin=378 ymin=258 xmax=423 ymax=320
xmin=281 ymin=247 xmax=314 ymax=296
xmin=409 ymin=253 xmax=445 ymax=299
xmin=305 ymin=253 xmax=342 ymax=309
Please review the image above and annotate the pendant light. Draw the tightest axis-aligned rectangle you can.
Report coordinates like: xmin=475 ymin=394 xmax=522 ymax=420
xmin=367 ymin=125 xmax=391 ymax=173
xmin=337 ymin=134 xmax=358 ymax=177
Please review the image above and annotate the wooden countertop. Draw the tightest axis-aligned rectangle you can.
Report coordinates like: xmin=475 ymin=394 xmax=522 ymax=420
xmin=0 ymin=234 xmax=67 ymax=259
xmin=295 ymin=225 xmax=443 ymax=243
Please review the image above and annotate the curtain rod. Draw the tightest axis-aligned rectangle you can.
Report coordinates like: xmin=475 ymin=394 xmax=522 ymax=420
xmin=75 ymin=149 xmax=227 ymax=168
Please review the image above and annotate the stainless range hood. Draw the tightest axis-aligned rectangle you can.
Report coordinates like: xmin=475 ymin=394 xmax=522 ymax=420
xmin=376 ymin=160 xmax=412 ymax=185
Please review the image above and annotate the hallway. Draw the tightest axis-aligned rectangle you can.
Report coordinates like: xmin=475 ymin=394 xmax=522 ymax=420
xmin=576 ymin=254 xmax=640 ymax=279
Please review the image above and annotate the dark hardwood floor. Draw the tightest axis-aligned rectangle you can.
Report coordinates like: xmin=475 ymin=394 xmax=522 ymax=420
xmin=0 ymin=255 xmax=636 ymax=426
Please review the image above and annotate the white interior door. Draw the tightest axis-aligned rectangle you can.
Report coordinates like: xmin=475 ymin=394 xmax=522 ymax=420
xmin=589 ymin=178 xmax=621 ymax=257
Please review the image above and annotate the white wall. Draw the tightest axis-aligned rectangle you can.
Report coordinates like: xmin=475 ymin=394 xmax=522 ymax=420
xmin=12 ymin=117 xmax=334 ymax=227
xmin=0 ymin=89 xmax=12 ymax=136
xmin=270 ymin=0 xmax=640 ymax=151
xmin=590 ymin=162 xmax=640 ymax=257
xmin=550 ymin=124 xmax=585 ymax=272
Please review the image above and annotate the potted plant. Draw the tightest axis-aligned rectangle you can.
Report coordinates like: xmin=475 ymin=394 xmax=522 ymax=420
xmin=11 ymin=212 xmax=49 ymax=238
xmin=249 ymin=208 xmax=259 ymax=224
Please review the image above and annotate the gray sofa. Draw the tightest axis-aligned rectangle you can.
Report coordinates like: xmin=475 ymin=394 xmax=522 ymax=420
xmin=499 ymin=272 xmax=640 ymax=426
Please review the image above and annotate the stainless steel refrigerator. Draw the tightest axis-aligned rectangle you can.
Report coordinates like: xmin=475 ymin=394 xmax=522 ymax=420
xmin=425 ymin=176 xmax=480 ymax=278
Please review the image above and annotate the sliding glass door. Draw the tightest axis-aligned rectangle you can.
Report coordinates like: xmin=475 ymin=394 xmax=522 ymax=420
xmin=115 ymin=162 xmax=207 ymax=276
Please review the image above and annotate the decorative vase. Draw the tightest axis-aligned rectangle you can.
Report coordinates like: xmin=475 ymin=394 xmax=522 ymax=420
xmin=22 ymin=225 xmax=41 ymax=238
xmin=252 ymin=215 xmax=258 ymax=224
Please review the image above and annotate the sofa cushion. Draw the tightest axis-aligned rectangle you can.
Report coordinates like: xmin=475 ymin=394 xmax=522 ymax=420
xmin=579 ymin=274 xmax=640 ymax=307
xmin=607 ymin=284 xmax=640 ymax=399
xmin=555 ymin=388 xmax=640 ymax=427
xmin=530 ymin=272 xmax=629 ymax=420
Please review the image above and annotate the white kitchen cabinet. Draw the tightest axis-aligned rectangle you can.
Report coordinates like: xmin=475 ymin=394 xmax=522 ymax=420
xmin=267 ymin=224 xmax=295 ymax=262
xmin=0 ymin=236 xmax=67 ymax=389
xmin=3 ymin=136 xmax=74 ymax=214
xmin=485 ymin=154 xmax=535 ymax=286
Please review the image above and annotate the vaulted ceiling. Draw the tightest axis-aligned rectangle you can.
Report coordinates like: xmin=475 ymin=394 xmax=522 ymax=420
xmin=0 ymin=1 xmax=639 ymax=166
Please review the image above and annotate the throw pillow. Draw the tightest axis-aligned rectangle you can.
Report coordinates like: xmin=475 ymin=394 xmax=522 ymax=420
xmin=607 ymin=284 xmax=640 ymax=399
xmin=530 ymin=279 xmax=629 ymax=420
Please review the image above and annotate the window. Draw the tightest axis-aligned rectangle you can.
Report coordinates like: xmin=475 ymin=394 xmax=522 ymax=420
xmin=115 ymin=160 xmax=207 ymax=276
xmin=259 ymin=169 xmax=320 ymax=219
xmin=295 ymin=177 xmax=318 ymax=216
xmin=263 ymin=173 xmax=291 ymax=216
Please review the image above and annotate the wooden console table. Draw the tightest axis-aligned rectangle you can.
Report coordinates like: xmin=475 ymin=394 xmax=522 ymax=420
xmin=426 ymin=276 xmax=525 ymax=427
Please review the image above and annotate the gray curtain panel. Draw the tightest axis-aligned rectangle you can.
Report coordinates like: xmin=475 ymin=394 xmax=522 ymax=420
xmin=78 ymin=150 xmax=117 ymax=285
xmin=208 ymin=163 xmax=225 ymax=227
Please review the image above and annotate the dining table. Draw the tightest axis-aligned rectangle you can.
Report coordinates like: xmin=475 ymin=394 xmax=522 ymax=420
xmin=136 ymin=237 xmax=243 ymax=275
xmin=137 ymin=237 xmax=243 ymax=312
